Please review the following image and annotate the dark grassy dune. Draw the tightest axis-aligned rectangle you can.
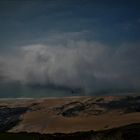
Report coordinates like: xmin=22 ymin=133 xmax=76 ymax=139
xmin=0 ymin=123 xmax=140 ymax=140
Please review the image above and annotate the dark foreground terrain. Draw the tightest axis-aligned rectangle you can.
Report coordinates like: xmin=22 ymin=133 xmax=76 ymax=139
xmin=0 ymin=123 xmax=140 ymax=140
xmin=0 ymin=95 xmax=140 ymax=139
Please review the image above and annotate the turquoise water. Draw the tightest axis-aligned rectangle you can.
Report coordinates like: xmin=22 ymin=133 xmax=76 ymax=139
xmin=0 ymin=83 xmax=82 ymax=98
xmin=0 ymin=83 xmax=138 ymax=98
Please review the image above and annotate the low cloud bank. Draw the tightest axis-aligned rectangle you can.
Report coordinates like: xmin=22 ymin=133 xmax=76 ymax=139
xmin=0 ymin=41 xmax=140 ymax=94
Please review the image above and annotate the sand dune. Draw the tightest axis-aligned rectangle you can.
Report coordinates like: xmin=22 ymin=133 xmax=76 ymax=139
xmin=0 ymin=95 xmax=139 ymax=134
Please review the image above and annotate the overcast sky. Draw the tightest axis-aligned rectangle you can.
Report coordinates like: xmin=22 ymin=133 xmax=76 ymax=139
xmin=0 ymin=0 xmax=140 ymax=96
xmin=0 ymin=0 xmax=140 ymax=49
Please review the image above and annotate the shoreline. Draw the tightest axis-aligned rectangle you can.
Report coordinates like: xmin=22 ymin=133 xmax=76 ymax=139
xmin=0 ymin=93 xmax=139 ymax=100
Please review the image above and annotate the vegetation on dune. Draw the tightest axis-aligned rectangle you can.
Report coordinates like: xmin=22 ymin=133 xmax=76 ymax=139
xmin=54 ymin=96 xmax=140 ymax=117
xmin=0 ymin=107 xmax=28 ymax=132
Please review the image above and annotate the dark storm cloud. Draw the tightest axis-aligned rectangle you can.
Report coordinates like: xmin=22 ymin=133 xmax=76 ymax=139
xmin=0 ymin=40 xmax=140 ymax=94
xmin=0 ymin=0 xmax=140 ymax=95
xmin=0 ymin=0 xmax=140 ymax=49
